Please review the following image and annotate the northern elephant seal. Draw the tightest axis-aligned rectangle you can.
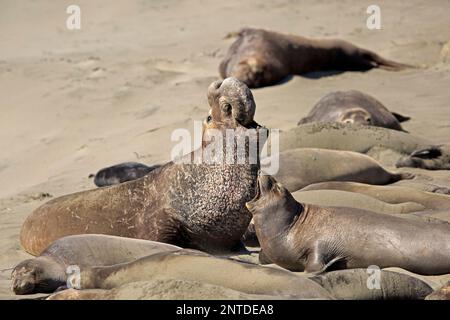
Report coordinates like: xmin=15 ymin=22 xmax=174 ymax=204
xmin=246 ymin=174 xmax=450 ymax=274
xmin=69 ymin=250 xmax=333 ymax=299
xmin=220 ymin=28 xmax=411 ymax=88
xmin=301 ymin=181 xmax=450 ymax=210
xmin=93 ymin=162 xmax=161 ymax=187
xmin=292 ymin=190 xmax=425 ymax=214
xmin=297 ymin=90 xmax=409 ymax=131
xmin=11 ymin=234 xmax=181 ymax=295
xmin=276 ymin=122 xmax=431 ymax=154
xmin=268 ymin=148 xmax=412 ymax=192
xmin=20 ymin=78 xmax=262 ymax=255
xmin=396 ymin=144 xmax=450 ymax=170
xmin=310 ymin=269 xmax=432 ymax=300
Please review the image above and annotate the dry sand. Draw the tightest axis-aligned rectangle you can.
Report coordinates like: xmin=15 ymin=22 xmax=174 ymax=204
xmin=1 ymin=0 xmax=449 ymax=299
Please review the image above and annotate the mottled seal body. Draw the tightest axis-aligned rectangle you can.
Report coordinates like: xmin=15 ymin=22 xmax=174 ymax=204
xmin=269 ymin=148 xmax=411 ymax=192
xmin=247 ymin=174 xmax=450 ymax=275
xmin=77 ymin=250 xmax=333 ymax=299
xmin=11 ymin=235 xmax=181 ymax=294
xmin=20 ymin=78 xmax=261 ymax=256
xmin=93 ymin=162 xmax=161 ymax=187
xmin=396 ymin=145 xmax=450 ymax=170
xmin=298 ymin=90 xmax=409 ymax=131
xmin=220 ymin=28 xmax=410 ymax=88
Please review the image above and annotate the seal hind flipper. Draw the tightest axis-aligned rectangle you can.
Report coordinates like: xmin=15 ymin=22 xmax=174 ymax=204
xmin=391 ymin=112 xmax=411 ymax=123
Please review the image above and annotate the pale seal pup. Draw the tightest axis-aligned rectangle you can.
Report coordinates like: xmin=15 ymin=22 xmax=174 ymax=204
xmin=11 ymin=234 xmax=181 ymax=295
xmin=20 ymin=78 xmax=262 ymax=255
xmin=298 ymin=90 xmax=410 ymax=131
xmin=220 ymin=28 xmax=411 ymax=88
xmin=246 ymin=174 xmax=450 ymax=275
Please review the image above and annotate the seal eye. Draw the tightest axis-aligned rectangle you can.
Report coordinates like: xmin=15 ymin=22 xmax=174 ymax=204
xmin=222 ymin=103 xmax=232 ymax=115
xmin=207 ymin=115 xmax=212 ymax=123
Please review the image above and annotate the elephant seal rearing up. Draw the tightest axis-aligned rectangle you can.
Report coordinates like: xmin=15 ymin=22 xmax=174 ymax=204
xmin=11 ymin=234 xmax=181 ymax=295
xmin=220 ymin=28 xmax=411 ymax=88
xmin=20 ymin=78 xmax=262 ymax=256
xmin=246 ymin=174 xmax=450 ymax=275
xmin=298 ymin=90 xmax=410 ymax=131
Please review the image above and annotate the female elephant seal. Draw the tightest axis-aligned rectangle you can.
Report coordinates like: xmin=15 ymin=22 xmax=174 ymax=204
xmin=61 ymin=250 xmax=333 ymax=299
xmin=20 ymin=78 xmax=262 ymax=256
xmin=301 ymin=181 xmax=450 ymax=210
xmin=268 ymin=148 xmax=412 ymax=192
xmin=93 ymin=162 xmax=161 ymax=187
xmin=246 ymin=174 xmax=450 ymax=275
xmin=220 ymin=28 xmax=411 ymax=88
xmin=297 ymin=90 xmax=410 ymax=131
xmin=11 ymin=234 xmax=181 ymax=295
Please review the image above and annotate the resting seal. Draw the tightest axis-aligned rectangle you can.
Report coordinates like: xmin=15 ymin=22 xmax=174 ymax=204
xmin=310 ymin=269 xmax=432 ymax=300
xmin=11 ymin=234 xmax=181 ymax=295
xmin=269 ymin=148 xmax=412 ymax=192
xmin=220 ymin=28 xmax=411 ymax=88
xmin=276 ymin=122 xmax=431 ymax=154
xmin=246 ymin=174 xmax=450 ymax=274
xmin=66 ymin=250 xmax=333 ymax=299
xmin=297 ymin=90 xmax=409 ymax=131
xmin=20 ymin=78 xmax=262 ymax=255
xmin=396 ymin=144 xmax=450 ymax=170
xmin=302 ymin=181 xmax=450 ymax=210
xmin=93 ymin=162 xmax=161 ymax=187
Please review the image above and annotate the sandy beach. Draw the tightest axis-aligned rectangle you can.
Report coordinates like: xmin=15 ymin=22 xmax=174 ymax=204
xmin=1 ymin=0 xmax=450 ymax=299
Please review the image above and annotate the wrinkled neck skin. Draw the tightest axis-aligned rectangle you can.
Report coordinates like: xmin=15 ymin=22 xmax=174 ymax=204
xmin=168 ymin=126 xmax=261 ymax=252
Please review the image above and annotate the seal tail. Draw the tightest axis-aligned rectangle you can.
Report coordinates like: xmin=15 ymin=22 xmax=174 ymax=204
xmin=364 ymin=50 xmax=415 ymax=71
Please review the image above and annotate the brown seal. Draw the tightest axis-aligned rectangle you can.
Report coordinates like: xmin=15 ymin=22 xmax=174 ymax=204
xmin=246 ymin=174 xmax=450 ymax=275
xmin=220 ymin=28 xmax=411 ymax=88
xmin=298 ymin=90 xmax=410 ymax=131
xmin=20 ymin=78 xmax=262 ymax=255
xmin=11 ymin=234 xmax=181 ymax=295
xmin=93 ymin=162 xmax=161 ymax=187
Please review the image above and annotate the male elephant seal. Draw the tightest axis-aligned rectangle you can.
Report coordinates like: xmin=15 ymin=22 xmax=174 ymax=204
xmin=396 ymin=144 xmax=450 ymax=170
xmin=11 ymin=234 xmax=181 ymax=295
xmin=268 ymin=148 xmax=411 ymax=192
xmin=297 ymin=90 xmax=409 ymax=131
xmin=20 ymin=78 xmax=262 ymax=256
xmin=246 ymin=174 xmax=450 ymax=275
xmin=220 ymin=28 xmax=411 ymax=88
xmin=93 ymin=162 xmax=161 ymax=187
xmin=63 ymin=250 xmax=333 ymax=299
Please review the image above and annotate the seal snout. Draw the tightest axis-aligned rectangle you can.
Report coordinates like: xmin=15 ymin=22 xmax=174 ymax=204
xmin=11 ymin=267 xmax=35 ymax=295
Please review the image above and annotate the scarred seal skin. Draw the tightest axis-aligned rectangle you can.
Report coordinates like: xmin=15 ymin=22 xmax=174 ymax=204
xmin=220 ymin=28 xmax=412 ymax=88
xmin=246 ymin=174 xmax=450 ymax=275
xmin=20 ymin=78 xmax=262 ymax=255
xmin=298 ymin=90 xmax=410 ymax=131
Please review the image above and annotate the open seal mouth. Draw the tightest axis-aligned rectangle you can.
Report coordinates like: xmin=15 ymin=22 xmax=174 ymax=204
xmin=246 ymin=172 xmax=274 ymax=210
